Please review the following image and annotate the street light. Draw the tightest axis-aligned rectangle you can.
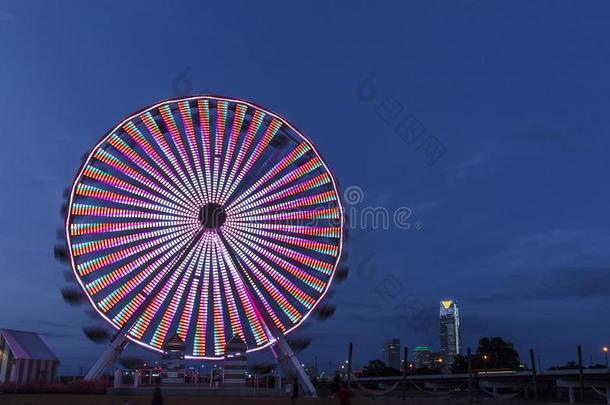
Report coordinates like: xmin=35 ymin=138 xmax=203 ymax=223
xmin=603 ymin=347 xmax=608 ymax=369
xmin=483 ymin=355 xmax=488 ymax=372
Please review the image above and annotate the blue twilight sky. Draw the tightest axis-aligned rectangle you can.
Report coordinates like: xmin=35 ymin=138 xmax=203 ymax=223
xmin=1 ymin=1 xmax=610 ymax=374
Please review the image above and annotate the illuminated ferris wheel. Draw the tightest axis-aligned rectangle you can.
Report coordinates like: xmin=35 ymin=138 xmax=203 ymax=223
xmin=63 ymin=95 xmax=344 ymax=393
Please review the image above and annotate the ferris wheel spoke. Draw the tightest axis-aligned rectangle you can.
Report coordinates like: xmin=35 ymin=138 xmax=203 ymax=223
xmin=216 ymin=235 xmax=269 ymax=346
xmin=231 ymin=190 xmax=337 ymax=222
xmin=76 ymin=224 xmax=199 ymax=276
xmin=209 ymin=100 xmax=227 ymax=203
xmin=210 ymin=240 xmax=226 ymax=356
xmin=224 ymin=226 xmax=320 ymax=303
xmin=128 ymin=262 xmax=187 ymax=341
xmin=225 ymin=225 xmax=332 ymax=283
xmin=217 ymin=104 xmax=246 ymax=203
xmin=220 ymin=234 xmax=294 ymax=332
xmin=71 ymin=203 xmax=194 ymax=222
xmin=225 ymin=142 xmax=311 ymax=211
xmin=91 ymin=229 xmax=197 ymax=302
xmin=212 ymin=236 xmax=245 ymax=343
xmin=72 ymin=223 xmax=193 ymax=257
xmin=75 ymin=182 xmax=194 ymax=219
xmin=219 ymin=109 xmax=264 ymax=206
xmin=221 ymin=117 xmax=282 ymax=206
xmin=229 ymin=172 xmax=332 ymax=218
xmin=92 ymin=145 xmax=194 ymax=213
xmin=193 ymin=237 xmax=213 ymax=357
xmin=82 ymin=163 xmax=191 ymax=214
xmin=140 ymin=112 xmax=202 ymax=206
xmin=197 ymin=99 xmax=214 ymax=204
xmin=127 ymin=230 xmax=204 ymax=340
xmin=221 ymin=229 xmax=308 ymax=323
xmin=226 ymin=221 xmax=338 ymax=257
xmin=176 ymin=234 xmax=211 ymax=344
xmin=69 ymin=220 xmax=187 ymax=237
xmin=226 ymin=222 xmax=341 ymax=239
xmin=149 ymin=235 xmax=206 ymax=349
xmin=177 ymin=100 xmax=210 ymax=203
xmin=111 ymin=293 xmax=147 ymax=328
xmin=226 ymin=156 xmax=322 ymax=215
xmin=229 ymin=206 xmax=340 ymax=224
xmin=121 ymin=122 xmax=200 ymax=209
xmin=159 ymin=105 xmax=205 ymax=205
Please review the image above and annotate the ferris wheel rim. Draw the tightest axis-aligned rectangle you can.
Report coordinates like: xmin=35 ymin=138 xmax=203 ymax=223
xmin=64 ymin=94 xmax=345 ymax=359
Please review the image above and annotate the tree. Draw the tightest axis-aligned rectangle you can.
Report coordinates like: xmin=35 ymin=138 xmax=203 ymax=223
xmin=549 ymin=361 xmax=578 ymax=370
xmin=473 ymin=337 xmax=521 ymax=370
xmin=451 ymin=354 xmax=468 ymax=374
xmin=360 ymin=359 xmax=402 ymax=377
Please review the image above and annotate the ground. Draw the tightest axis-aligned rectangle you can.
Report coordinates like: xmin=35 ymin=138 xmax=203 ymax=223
xmin=0 ymin=395 xmax=481 ymax=405
xmin=0 ymin=395 xmax=574 ymax=405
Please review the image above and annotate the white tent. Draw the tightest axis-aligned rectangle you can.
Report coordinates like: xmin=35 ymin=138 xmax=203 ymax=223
xmin=0 ymin=329 xmax=59 ymax=384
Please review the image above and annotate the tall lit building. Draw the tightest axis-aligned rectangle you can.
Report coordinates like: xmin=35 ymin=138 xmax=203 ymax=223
xmin=382 ymin=338 xmax=401 ymax=370
xmin=439 ymin=300 xmax=460 ymax=365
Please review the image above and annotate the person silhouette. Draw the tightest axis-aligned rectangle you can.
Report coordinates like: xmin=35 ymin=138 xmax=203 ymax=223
xmin=335 ymin=382 xmax=352 ymax=405
xmin=150 ymin=378 xmax=163 ymax=405
xmin=291 ymin=377 xmax=299 ymax=404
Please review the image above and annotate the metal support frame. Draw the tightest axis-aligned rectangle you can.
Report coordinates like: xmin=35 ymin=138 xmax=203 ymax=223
xmin=270 ymin=333 xmax=316 ymax=397
xmin=529 ymin=348 xmax=539 ymax=402
xmin=85 ymin=330 xmax=129 ymax=380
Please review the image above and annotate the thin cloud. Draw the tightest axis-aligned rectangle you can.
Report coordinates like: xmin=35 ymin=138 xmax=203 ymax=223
xmin=470 ymin=265 xmax=610 ymax=302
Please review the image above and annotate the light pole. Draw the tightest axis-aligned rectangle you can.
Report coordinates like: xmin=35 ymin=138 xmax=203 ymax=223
xmin=483 ymin=355 xmax=488 ymax=372
xmin=603 ymin=346 xmax=608 ymax=369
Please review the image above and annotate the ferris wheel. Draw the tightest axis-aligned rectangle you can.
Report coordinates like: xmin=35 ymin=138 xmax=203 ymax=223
xmin=63 ymin=95 xmax=344 ymax=394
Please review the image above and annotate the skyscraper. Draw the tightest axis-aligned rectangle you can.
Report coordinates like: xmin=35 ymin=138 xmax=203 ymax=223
xmin=439 ymin=300 xmax=460 ymax=365
xmin=382 ymin=338 xmax=401 ymax=370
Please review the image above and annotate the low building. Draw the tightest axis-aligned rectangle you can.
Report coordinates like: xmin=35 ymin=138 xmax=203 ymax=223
xmin=161 ymin=334 xmax=185 ymax=384
xmin=304 ymin=365 xmax=319 ymax=380
xmin=0 ymin=329 xmax=59 ymax=384
xmin=413 ymin=346 xmax=444 ymax=369
xmin=414 ymin=346 xmax=433 ymax=368
xmin=223 ymin=335 xmax=247 ymax=387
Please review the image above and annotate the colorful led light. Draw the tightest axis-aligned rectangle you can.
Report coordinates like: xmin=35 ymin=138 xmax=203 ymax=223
xmin=65 ymin=96 xmax=343 ymax=359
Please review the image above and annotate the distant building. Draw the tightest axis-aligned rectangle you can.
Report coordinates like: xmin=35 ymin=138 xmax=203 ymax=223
xmin=304 ymin=365 xmax=319 ymax=380
xmin=0 ymin=329 xmax=59 ymax=385
xmin=413 ymin=346 xmax=444 ymax=369
xmin=223 ymin=335 xmax=247 ymax=387
xmin=382 ymin=338 xmax=401 ymax=370
xmin=161 ymin=334 xmax=186 ymax=384
xmin=439 ymin=300 xmax=461 ymax=365
xmin=413 ymin=346 xmax=434 ymax=368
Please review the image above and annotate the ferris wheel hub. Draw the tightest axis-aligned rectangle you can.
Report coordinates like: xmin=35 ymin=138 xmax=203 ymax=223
xmin=199 ymin=203 xmax=227 ymax=229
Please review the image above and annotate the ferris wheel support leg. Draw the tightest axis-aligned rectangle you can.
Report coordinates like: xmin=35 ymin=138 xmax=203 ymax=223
xmin=271 ymin=334 xmax=317 ymax=398
xmin=84 ymin=329 xmax=129 ymax=381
